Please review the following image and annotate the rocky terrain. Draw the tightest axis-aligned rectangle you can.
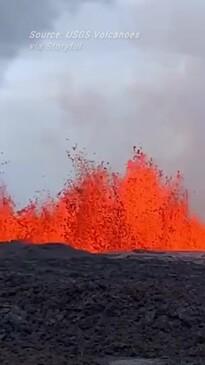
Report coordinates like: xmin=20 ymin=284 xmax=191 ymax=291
xmin=0 ymin=242 xmax=205 ymax=364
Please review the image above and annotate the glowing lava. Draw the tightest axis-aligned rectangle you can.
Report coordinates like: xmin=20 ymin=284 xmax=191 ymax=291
xmin=0 ymin=148 xmax=205 ymax=252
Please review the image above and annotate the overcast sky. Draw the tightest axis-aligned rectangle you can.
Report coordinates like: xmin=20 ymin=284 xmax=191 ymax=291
xmin=0 ymin=0 xmax=205 ymax=218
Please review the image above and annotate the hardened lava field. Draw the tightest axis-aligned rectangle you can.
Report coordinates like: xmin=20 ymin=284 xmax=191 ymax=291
xmin=0 ymin=242 xmax=205 ymax=364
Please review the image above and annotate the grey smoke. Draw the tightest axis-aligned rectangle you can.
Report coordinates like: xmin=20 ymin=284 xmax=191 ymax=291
xmin=0 ymin=0 xmax=205 ymax=218
xmin=0 ymin=0 xmax=60 ymax=59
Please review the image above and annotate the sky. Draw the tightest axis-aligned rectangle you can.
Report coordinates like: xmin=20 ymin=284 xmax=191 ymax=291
xmin=0 ymin=0 xmax=205 ymax=218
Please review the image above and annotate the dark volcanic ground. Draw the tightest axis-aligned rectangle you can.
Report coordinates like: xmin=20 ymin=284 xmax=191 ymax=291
xmin=0 ymin=242 xmax=205 ymax=364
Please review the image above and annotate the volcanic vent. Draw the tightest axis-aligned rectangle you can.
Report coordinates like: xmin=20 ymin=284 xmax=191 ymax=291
xmin=0 ymin=147 xmax=205 ymax=252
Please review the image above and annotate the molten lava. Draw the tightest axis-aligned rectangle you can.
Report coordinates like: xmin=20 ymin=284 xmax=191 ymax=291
xmin=0 ymin=148 xmax=205 ymax=252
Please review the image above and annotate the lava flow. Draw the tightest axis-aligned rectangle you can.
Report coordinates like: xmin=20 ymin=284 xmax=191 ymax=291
xmin=0 ymin=148 xmax=205 ymax=252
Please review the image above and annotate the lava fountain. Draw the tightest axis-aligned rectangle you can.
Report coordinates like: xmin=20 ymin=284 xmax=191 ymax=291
xmin=0 ymin=147 xmax=205 ymax=252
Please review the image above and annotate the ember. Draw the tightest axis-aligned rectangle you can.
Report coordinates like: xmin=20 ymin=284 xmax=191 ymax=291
xmin=0 ymin=148 xmax=205 ymax=252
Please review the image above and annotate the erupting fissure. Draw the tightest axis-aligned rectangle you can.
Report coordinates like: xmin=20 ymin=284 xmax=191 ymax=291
xmin=0 ymin=148 xmax=205 ymax=252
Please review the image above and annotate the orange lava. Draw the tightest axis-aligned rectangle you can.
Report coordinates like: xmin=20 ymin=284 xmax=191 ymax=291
xmin=0 ymin=148 xmax=205 ymax=252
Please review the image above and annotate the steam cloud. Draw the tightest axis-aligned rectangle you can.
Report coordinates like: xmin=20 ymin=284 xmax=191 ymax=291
xmin=0 ymin=0 xmax=205 ymax=217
